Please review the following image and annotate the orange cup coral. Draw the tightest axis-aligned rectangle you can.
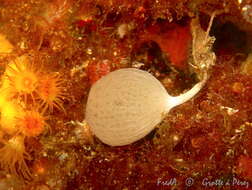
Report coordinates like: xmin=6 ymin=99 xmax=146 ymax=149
xmin=0 ymin=34 xmax=13 ymax=54
xmin=16 ymin=109 xmax=48 ymax=137
xmin=0 ymin=50 xmax=69 ymax=179
xmin=37 ymin=73 xmax=67 ymax=113
xmin=0 ymin=100 xmax=23 ymax=135
xmin=3 ymin=55 xmax=68 ymax=113
xmin=0 ymin=135 xmax=31 ymax=179
xmin=4 ymin=55 xmax=40 ymax=102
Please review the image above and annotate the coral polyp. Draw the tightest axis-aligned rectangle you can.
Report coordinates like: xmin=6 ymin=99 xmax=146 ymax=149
xmin=0 ymin=88 xmax=10 ymax=109
xmin=0 ymin=34 xmax=13 ymax=54
xmin=0 ymin=135 xmax=31 ymax=179
xmin=0 ymin=100 xmax=23 ymax=135
xmin=5 ymin=55 xmax=40 ymax=102
xmin=37 ymin=73 xmax=67 ymax=113
xmin=16 ymin=110 xmax=48 ymax=137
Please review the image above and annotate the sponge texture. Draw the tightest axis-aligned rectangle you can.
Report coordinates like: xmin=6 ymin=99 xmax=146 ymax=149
xmin=86 ymin=68 xmax=169 ymax=146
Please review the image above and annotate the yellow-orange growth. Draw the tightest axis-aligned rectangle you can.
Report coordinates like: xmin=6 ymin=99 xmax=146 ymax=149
xmin=37 ymin=73 xmax=67 ymax=113
xmin=0 ymin=100 xmax=23 ymax=135
xmin=16 ymin=110 xmax=47 ymax=137
xmin=5 ymin=55 xmax=40 ymax=102
xmin=0 ymin=135 xmax=31 ymax=179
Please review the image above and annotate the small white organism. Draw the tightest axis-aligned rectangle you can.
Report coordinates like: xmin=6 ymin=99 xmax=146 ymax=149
xmin=85 ymin=13 xmax=216 ymax=146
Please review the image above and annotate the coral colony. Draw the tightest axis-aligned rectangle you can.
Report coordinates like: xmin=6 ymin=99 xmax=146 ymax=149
xmin=0 ymin=43 xmax=66 ymax=178
xmin=0 ymin=0 xmax=252 ymax=189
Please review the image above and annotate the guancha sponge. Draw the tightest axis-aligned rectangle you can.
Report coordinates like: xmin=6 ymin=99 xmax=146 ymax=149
xmin=86 ymin=68 xmax=207 ymax=146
